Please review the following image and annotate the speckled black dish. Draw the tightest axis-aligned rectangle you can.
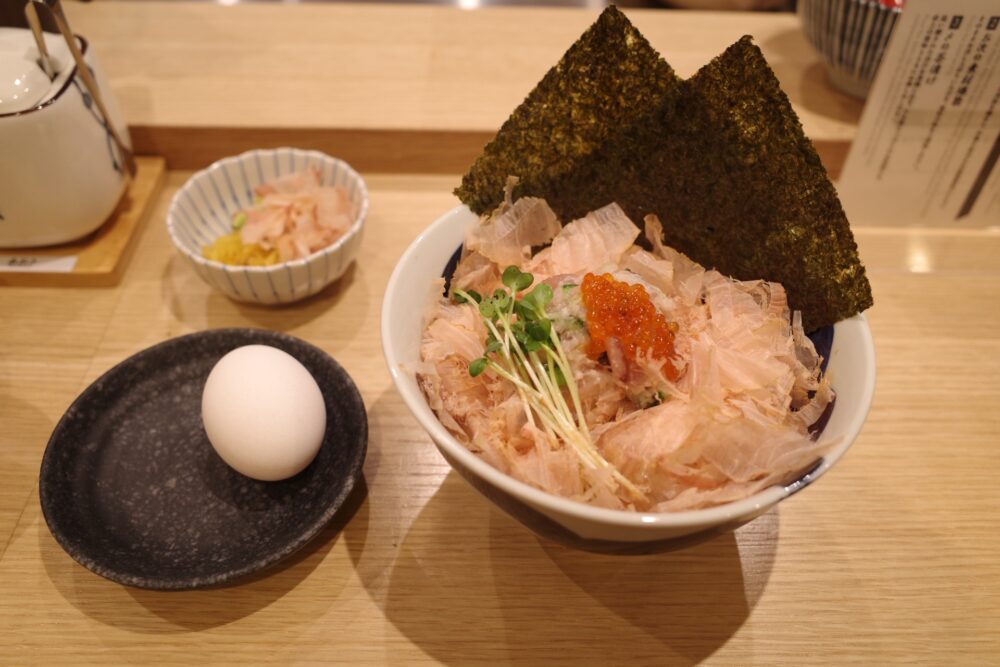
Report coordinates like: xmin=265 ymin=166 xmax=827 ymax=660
xmin=39 ymin=328 xmax=367 ymax=590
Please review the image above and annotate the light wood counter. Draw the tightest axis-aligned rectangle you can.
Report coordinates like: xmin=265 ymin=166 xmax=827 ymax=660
xmin=68 ymin=2 xmax=862 ymax=174
xmin=2 ymin=3 xmax=999 ymax=665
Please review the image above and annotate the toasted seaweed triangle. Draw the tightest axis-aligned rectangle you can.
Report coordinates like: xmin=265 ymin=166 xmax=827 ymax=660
xmin=454 ymin=5 xmax=680 ymax=216
xmin=587 ymin=36 xmax=873 ymax=332
xmin=456 ymin=21 xmax=873 ymax=332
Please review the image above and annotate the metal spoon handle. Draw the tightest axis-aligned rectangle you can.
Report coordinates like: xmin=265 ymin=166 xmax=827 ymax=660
xmin=24 ymin=1 xmax=56 ymax=80
xmin=36 ymin=0 xmax=137 ymax=178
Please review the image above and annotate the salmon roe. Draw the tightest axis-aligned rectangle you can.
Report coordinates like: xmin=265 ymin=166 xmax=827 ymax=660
xmin=580 ymin=273 xmax=679 ymax=380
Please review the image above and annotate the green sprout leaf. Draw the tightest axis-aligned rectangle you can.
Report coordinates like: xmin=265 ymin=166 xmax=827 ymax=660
xmin=514 ymin=300 xmax=534 ymax=322
xmin=553 ymin=364 xmax=567 ymax=388
xmin=527 ymin=319 xmax=552 ymax=341
xmin=521 ymin=284 xmax=553 ymax=316
xmin=501 ymin=266 xmax=521 ymax=290
xmin=513 ymin=326 xmax=530 ymax=347
xmin=531 ymin=283 xmax=553 ymax=309
xmin=502 ymin=265 xmax=534 ymax=292
xmin=469 ymin=357 xmax=488 ymax=377
xmin=454 ymin=289 xmax=481 ymax=305
xmin=491 ymin=289 xmax=512 ymax=311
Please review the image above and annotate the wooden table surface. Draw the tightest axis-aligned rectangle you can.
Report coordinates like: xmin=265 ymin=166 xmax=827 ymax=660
xmin=2 ymin=3 xmax=999 ymax=665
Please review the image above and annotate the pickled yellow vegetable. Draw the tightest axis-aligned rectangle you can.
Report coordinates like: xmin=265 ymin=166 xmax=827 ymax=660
xmin=202 ymin=232 xmax=279 ymax=266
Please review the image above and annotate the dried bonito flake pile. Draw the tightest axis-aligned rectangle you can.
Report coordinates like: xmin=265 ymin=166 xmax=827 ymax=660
xmin=418 ymin=196 xmax=834 ymax=512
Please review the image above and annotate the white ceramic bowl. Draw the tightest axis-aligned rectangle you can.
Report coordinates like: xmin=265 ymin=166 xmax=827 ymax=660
xmin=167 ymin=148 xmax=368 ymax=305
xmin=382 ymin=205 xmax=876 ymax=553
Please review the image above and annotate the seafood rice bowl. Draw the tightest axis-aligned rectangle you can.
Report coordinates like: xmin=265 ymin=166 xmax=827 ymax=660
xmin=382 ymin=200 xmax=875 ymax=553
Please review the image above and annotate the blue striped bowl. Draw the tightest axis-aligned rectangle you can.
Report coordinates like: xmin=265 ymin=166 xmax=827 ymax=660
xmin=798 ymin=0 xmax=903 ymax=99
xmin=167 ymin=148 xmax=368 ymax=305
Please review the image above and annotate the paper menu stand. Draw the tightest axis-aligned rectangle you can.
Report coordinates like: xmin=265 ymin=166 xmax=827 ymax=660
xmin=838 ymin=0 xmax=1000 ymax=228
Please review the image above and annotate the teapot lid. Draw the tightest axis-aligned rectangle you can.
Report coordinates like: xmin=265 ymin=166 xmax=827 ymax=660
xmin=0 ymin=27 xmax=72 ymax=114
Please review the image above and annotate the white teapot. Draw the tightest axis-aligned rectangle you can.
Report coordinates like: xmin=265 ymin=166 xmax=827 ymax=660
xmin=0 ymin=25 xmax=131 ymax=248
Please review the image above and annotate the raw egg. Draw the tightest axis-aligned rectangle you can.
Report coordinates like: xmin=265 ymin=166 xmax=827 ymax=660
xmin=202 ymin=345 xmax=326 ymax=481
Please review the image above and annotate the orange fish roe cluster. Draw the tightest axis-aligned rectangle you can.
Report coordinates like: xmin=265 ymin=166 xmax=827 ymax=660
xmin=580 ymin=273 xmax=679 ymax=380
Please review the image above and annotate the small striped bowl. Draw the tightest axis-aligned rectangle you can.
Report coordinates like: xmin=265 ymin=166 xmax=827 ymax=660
xmin=798 ymin=0 xmax=904 ymax=99
xmin=167 ymin=148 xmax=368 ymax=305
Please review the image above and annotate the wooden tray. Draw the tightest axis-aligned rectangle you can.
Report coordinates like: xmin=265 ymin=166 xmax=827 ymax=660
xmin=0 ymin=156 xmax=165 ymax=288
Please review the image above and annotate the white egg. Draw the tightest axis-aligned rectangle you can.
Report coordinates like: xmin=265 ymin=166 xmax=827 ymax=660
xmin=201 ymin=345 xmax=326 ymax=481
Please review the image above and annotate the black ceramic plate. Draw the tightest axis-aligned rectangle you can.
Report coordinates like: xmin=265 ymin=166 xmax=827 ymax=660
xmin=39 ymin=328 xmax=367 ymax=590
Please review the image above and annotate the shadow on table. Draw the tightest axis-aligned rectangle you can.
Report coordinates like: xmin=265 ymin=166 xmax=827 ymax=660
xmin=0 ymin=392 xmax=54 ymax=551
xmin=39 ymin=478 xmax=369 ymax=633
xmin=761 ymin=27 xmax=864 ymax=127
xmin=160 ymin=253 xmax=366 ymax=338
xmin=367 ymin=472 xmax=779 ymax=665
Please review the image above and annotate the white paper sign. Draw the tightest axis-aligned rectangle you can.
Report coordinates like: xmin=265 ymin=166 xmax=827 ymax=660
xmin=838 ymin=0 xmax=1000 ymax=227
xmin=0 ymin=255 xmax=78 ymax=273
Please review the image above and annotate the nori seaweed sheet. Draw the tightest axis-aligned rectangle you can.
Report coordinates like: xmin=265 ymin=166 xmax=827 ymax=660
xmin=589 ymin=36 xmax=873 ymax=332
xmin=455 ymin=14 xmax=873 ymax=332
xmin=454 ymin=6 xmax=679 ymax=215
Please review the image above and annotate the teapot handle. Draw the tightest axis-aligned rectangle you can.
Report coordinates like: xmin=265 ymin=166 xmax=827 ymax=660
xmin=30 ymin=0 xmax=137 ymax=178
xmin=23 ymin=1 xmax=56 ymax=80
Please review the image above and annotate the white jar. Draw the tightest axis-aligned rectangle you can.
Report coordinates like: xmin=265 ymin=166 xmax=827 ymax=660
xmin=0 ymin=27 xmax=130 ymax=248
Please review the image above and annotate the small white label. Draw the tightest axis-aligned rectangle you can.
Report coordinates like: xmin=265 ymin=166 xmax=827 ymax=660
xmin=0 ymin=255 xmax=79 ymax=273
xmin=838 ymin=0 xmax=1000 ymax=227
